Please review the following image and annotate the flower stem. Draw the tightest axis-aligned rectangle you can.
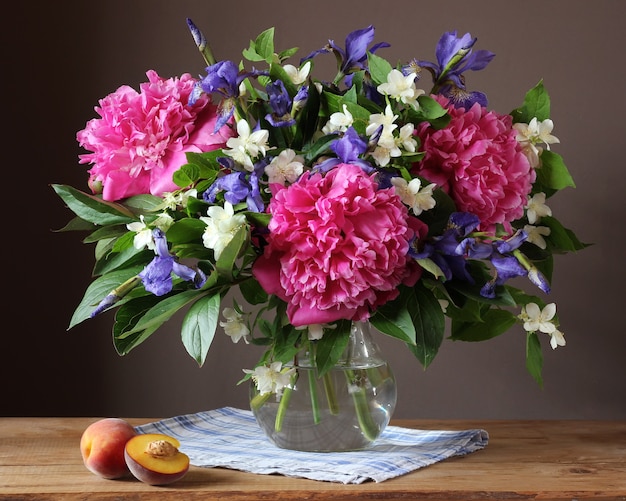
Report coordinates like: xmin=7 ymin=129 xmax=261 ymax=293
xmin=275 ymin=372 xmax=298 ymax=432
xmin=346 ymin=369 xmax=379 ymax=441
xmin=308 ymin=370 xmax=321 ymax=424
xmin=249 ymin=391 xmax=272 ymax=411
xmin=323 ymin=372 xmax=339 ymax=415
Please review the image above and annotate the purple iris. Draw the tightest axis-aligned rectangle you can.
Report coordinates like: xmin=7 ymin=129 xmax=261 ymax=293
xmin=265 ymin=80 xmax=296 ymax=127
xmin=425 ymin=31 xmax=495 ymax=86
xmin=191 ymin=61 xmax=267 ymax=131
xmin=204 ymin=159 xmax=265 ymax=212
xmin=301 ymin=26 xmax=389 ymax=83
xmin=139 ymin=229 xmax=207 ymax=296
xmin=411 ymin=212 xmax=482 ymax=283
xmin=415 ymin=31 xmax=495 ymax=108
xmin=480 ymin=230 xmax=534 ymax=298
xmin=315 ymin=127 xmax=374 ymax=174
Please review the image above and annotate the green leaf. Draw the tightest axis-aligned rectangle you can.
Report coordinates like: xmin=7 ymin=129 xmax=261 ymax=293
xmin=181 ymin=293 xmax=221 ymax=366
xmin=407 ymin=95 xmax=449 ymax=125
xmin=113 ymin=295 xmax=164 ymax=355
xmin=373 ymin=284 xmax=445 ymax=368
xmin=53 ymin=216 xmax=97 ymax=233
xmin=293 ymin=80 xmax=321 ymax=149
xmin=366 ymin=52 xmax=393 ymax=86
xmin=239 ymin=279 xmax=269 ymax=306
xmin=371 ymin=304 xmax=416 ymax=345
xmin=215 ymin=225 xmax=249 ymax=280
xmin=511 ymin=80 xmax=551 ymax=123
xmin=416 ymin=257 xmax=446 ymax=280
xmin=243 ymin=28 xmax=275 ymax=62
xmin=166 ymin=218 xmax=207 ymax=244
xmin=535 ymin=150 xmax=575 ymax=191
xmin=83 ymin=224 xmax=128 ymax=244
xmin=93 ymin=245 xmax=152 ymax=277
xmin=122 ymin=194 xmax=164 ymax=212
xmin=314 ymin=320 xmax=351 ymax=376
xmin=541 ymin=216 xmax=590 ymax=252
xmin=526 ymin=332 xmax=544 ymax=387
xmin=120 ymin=289 xmax=206 ymax=337
xmin=404 ymin=285 xmax=446 ymax=368
xmin=450 ymin=308 xmax=517 ymax=341
xmin=447 ymin=279 xmax=518 ymax=307
xmin=52 ymin=184 xmax=136 ymax=225
xmin=69 ymin=267 xmax=144 ymax=329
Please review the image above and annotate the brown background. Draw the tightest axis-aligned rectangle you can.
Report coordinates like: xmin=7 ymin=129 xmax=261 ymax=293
xmin=3 ymin=0 xmax=624 ymax=420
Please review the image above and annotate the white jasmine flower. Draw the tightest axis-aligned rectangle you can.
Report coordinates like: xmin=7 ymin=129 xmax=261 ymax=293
xmin=200 ymin=201 xmax=247 ymax=259
xmin=126 ymin=215 xmax=155 ymax=251
xmin=322 ymin=104 xmax=354 ymax=134
xmin=220 ymin=307 xmax=250 ymax=344
xmin=296 ymin=323 xmax=336 ymax=341
xmin=549 ymin=328 xmax=566 ymax=349
xmin=283 ymin=61 xmax=311 ymax=85
xmin=514 ymin=118 xmax=560 ymax=167
xmin=397 ymin=123 xmax=417 ymax=153
xmin=515 ymin=117 xmax=560 ymax=149
xmin=519 ymin=302 xmax=557 ymax=334
xmin=305 ymin=324 xmax=325 ymax=341
xmin=265 ymin=149 xmax=305 ymax=185
xmin=224 ymin=119 xmax=270 ymax=171
xmin=162 ymin=189 xmax=197 ymax=211
xmin=371 ymin=143 xmax=400 ymax=167
xmin=366 ymin=105 xmax=398 ymax=147
xmin=526 ymin=192 xmax=552 ymax=224
xmin=154 ymin=212 xmax=175 ymax=229
xmin=377 ymin=69 xmax=425 ymax=109
xmin=243 ymin=362 xmax=296 ymax=396
xmin=391 ymin=177 xmax=437 ymax=215
xmin=524 ymin=224 xmax=551 ymax=249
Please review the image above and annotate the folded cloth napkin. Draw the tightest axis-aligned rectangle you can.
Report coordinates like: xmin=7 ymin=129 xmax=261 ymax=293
xmin=135 ymin=407 xmax=488 ymax=484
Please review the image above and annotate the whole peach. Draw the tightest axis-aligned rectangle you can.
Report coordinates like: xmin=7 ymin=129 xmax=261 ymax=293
xmin=80 ymin=418 xmax=137 ymax=479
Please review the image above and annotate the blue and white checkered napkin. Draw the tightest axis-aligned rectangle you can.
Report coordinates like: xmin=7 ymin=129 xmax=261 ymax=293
xmin=135 ymin=407 xmax=488 ymax=484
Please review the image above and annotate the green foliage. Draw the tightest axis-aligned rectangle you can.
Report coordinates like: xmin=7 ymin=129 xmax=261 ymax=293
xmin=511 ymin=80 xmax=551 ymax=123
xmin=182 ymin=293 xmax=221 ymax=366
xmin=54 ymin=24 xmax=586 ymax=391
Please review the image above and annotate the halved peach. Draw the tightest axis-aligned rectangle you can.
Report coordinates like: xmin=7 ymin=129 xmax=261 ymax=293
xmin=124 ymin=433 xmax=189 ymax=485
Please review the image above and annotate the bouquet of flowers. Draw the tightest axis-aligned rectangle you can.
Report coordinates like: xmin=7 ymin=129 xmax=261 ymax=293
xmin=53 ymin=19 xmax=586 ymax=402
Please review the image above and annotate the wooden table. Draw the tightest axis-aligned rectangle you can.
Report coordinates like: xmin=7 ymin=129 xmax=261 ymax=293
xmin=1 ymin=417 xmax=625 ymax=500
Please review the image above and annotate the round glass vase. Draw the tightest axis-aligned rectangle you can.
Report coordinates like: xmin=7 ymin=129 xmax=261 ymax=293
xmin=249 ymin=321 xmax=397 ymax=452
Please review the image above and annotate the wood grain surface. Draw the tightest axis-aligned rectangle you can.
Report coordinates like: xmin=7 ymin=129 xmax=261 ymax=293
xmin=1 ymin=417 xmax=625 ymax=500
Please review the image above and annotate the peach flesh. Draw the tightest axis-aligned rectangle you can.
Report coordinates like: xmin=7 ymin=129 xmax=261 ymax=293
xmin=80 ymin=418 xmax=137 ymax=479
xmin=124 ymin=433 xmax=189 ymax=486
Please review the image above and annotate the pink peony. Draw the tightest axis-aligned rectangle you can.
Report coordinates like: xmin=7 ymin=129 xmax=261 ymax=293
xmin=414 ymin=96 xmax=534 ymax=233
xmin=77 ymin=70 xmax=235 ymax=201
xmin=252 ymin=163 xmax=425 ymax=326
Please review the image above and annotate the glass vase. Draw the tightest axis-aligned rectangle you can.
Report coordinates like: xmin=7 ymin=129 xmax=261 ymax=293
xmin=249 ymin=321 xmax=397 ymax=452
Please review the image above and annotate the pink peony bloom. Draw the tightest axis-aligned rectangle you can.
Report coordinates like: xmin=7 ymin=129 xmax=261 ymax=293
xmin=77 ymin=70 xmax=235 ymax=201
xmin=414 ymin=96 xmax=534 ymax=233
xmin=252 ymin=163 xmax=424 ymax=326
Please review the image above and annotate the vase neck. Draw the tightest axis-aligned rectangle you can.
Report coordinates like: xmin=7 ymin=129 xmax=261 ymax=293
xmin=341 ymin=321 xmax=386 ymax=367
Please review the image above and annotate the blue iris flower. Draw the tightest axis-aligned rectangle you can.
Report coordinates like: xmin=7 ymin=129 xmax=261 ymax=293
xmin=191 ymin=60 xmax=268 ymax=131
xmin=315 ymin=127 xmax=374 ymax=174
xmin=415 ymin=31 xmax=495 ymax=108
xmin=204 ymin=160 xmax=265 ymax=213
xmin=480 ymin=230 xmax=530 ymax=298
xmin=301 ymin=26 xmax=389 ymax=85
xmin=412 ymin=212 xmax=482 ymax=283
xmin=139 ymin=229 xmax=207 ymax=296
xmin=265 ymin=80 xmax=296 ymax=127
